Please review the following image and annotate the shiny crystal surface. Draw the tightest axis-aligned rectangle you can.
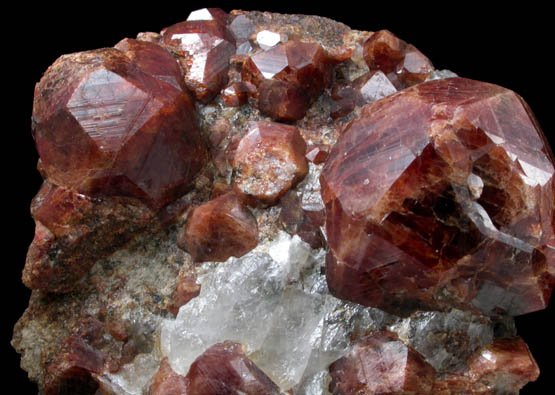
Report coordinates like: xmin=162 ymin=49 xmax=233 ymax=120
xmin=178 ymin=191 xmax=259 ymax=262
xmin=161 ymin=9 xmax=235 ymax=102
xmin=329 ymin=331 xmax=436 ymax=394
xmin=242 ymin=40 xmax=333 ymax=121
xmin=14 ymin=9 xmax=552 ymax=395
xmin=32 ymin=48 xmax=206 ymax=209
xmin=322 ymin=77 xmax=555 ymax=317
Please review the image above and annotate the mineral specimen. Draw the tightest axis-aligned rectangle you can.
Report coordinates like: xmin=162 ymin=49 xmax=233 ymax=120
xmin=13 ymin=7 xmax=552 ymax=395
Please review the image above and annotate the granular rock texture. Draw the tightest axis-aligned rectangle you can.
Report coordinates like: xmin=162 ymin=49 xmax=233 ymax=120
xmin=13 ymin=7 xmax=553 ymax=395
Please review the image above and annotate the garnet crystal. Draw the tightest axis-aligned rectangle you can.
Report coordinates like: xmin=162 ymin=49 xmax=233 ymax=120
xmin=322 ymin=77 xmax=555 ymax=316
xmin=32 ymin=48 xmax=206 ymax=210
xmin=14 ymin=8 xmax=553 ymax=395
xmin=233 ymin=121 xmax=308 ymax=206
xmin=329 ymin=331 xmax=436 ymax=394
xmin=242 ymin=40 xmax=333 ymax=121
xmin=161 ymin=8 xmax=235 ymax=102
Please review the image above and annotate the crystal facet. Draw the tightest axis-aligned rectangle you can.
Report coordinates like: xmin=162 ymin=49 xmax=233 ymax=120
xmin=14 ymin=9 xmax=552 ymax=395
xmin=322 ymin=77 xmax=555 ymax=316
xmin=233 ymin=121 xmax=309 ymax=206
xmin=32 ymin=48 xmax=206 ymax=209
xmin=161 ymin=9 xmax=235 ymax=102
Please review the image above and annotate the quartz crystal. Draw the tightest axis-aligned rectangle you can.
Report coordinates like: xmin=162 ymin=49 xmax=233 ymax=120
xmin=13 ymin=8 xmax=552 ymax=395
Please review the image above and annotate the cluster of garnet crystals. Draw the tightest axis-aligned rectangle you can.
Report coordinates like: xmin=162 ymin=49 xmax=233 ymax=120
xmin=23 ymin=7 xmax=554 ymax=394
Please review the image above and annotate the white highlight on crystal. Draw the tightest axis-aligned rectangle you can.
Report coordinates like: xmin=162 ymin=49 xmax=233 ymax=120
xmin=257 ymin=30 xmax=282 ymax=50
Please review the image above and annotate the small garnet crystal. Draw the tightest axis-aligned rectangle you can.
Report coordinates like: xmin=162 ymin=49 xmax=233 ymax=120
xmin=13 ymin=8 xmax=553 ymax=395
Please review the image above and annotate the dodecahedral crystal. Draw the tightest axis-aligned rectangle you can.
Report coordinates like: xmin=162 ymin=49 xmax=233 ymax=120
xmin=13 ymin=8 xmax=553 ymax=395
xmin=178 ymin=191 xmax=259 ymax=262
xmin=322 ymin=77 xmax=555 ymax=317
xmin=32 ymin=48 xmax=206 ymax=209
xmin=242 ymin=40 xmax=333 ymax=121
xmin=233 ymin=121 xmax=308 ymax=206
xmin=328 ymin=331 xmax=436 ymax=394
xmin=161 ymin=8 xmax=235 ymax=102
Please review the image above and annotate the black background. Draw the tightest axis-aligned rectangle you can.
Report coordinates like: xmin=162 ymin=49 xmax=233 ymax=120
xmin=6 ymin=1 xmax=553 ymax=393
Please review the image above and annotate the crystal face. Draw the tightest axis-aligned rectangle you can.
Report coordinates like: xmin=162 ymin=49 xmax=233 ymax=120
xmin=161 ymin=8 xmax=235 ymax=103
xmin=233 ymin=121 xmax=309 ymax=206
xmin=13 ymin=8 xmax=553 ymax=394
xmin=328 ymin=331 xmax=436 ymax=394
xmin=242 ymin=40 xmax=333 ymax=121
xmin=322 ymin=77 xmax=555 ymax=316
xmin=178 ymin=191 xmax=259 ymax=262
xmin=32 ymin=48 xmax=206 ymax=210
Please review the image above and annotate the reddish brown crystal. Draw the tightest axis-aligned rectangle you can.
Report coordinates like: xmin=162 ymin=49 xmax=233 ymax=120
xmin=305 ymin=143 xmax=330 ymax=165
xmin=322 ymin=77 xmax=555 ymax=316
xmin=242 ymin=40 xmax=332 ymax=121
xmin=185 ymin=341 xmax=281 ymax=394
xmin=233 ymin=121 xmax=308 ymax=206
xmin=161 ymin=8 xmax=235 ymax=102
xmin=466 ymin=337 xmax=540 ymax=392
xmin=363 ymin=30 xmax=406 ymax=73
xmin=433 ymin=337 xmax=539 ymax=394
xmin=167 ymin=268 xmax=201 ymax=316
xmin=279 ymin=191 xmax=325 ymax=249
xmin=178 ymin=191 xmax=258 ymax=262
xmin=363 ymin=30 xmax=433 ymax=86
xmin=396 ymin=44 xmax=434 ymax=86
xmin=148 ymin=358 xmax=189 ymax=395
xmin=32 ymin=48 xmax=206 ymax=209
xmin=330 ymin=71 xmax=398 ymax=119
xmin=329 ymin=331 xmax=436 ymax=394
xmin=115 ymin=38 xmax=185 ymax=91
xmin=221 ymin=81 xmax=249 ymax=107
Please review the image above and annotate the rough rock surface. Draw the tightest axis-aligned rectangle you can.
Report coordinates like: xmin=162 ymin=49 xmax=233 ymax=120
xmin=13 ymin=8 xmax=552 ymax=395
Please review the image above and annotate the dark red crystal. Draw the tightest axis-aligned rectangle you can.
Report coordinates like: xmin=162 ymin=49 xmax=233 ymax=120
xmin=433 ymin=337 xmax=539 ymax=393
xmin=148 ymin=358 xmax=189 ymax=395
xmin=32 ymin=48 xmax=206 ymax=209
xmin=115 ymin=38 xmax=185 ymax=91
xmin=363 ymin=30 xmax=433 ymax=86
xmin=178 ymin=191 xmax=258 ymax=262
xmin=322 ymin=77 xmax=555 ymax=316
xmin=242 ymin=40 xmax=332 ymax=121
xmin=329 ymin=331 xmax=436 ymax=394
xmin=233 ymin=121 xmax=308 ymax=206
xmin=161 ymin=8 xmax=235 ymax=102
xmin=186 ymin=342 xmax=281 ymax=394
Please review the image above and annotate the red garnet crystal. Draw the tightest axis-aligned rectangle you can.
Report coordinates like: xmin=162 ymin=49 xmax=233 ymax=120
xmin=178 ymin=191 xmax=258 ymax=262
xmin=433 ymin=337 xmax=539 ymax=393
xmin=32 ymin=48 xmax=206 ymax=210
xmin=233 ymin=121 xmax=308 ymax=206
xmin=161 ymin=8 xmax=235 ymax=103
xmin=184 ymin=341 xmax=281 ymax=395
xmin=322 ymin=77 xmax=555 ymax=316
xmin=363 ymin=29 xmax=433 ymax=86
xmin=242 ymin=40 xmax=333 ymax=121
xmin=329 ymin=331 xmax=436 ymax=394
